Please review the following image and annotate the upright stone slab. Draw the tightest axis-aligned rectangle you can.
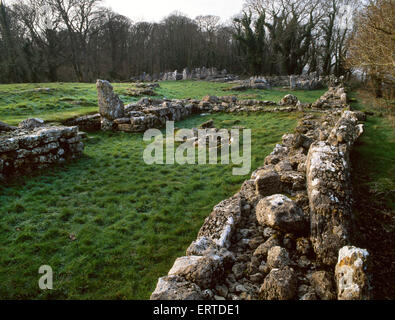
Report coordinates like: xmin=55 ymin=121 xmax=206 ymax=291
xmin=335 ymin=246 xmax=371 ymax=300
xmin=96 ymin=80 xmax=124 ymax=130
xmin=306 ymin=111 xmax=364 ymax=266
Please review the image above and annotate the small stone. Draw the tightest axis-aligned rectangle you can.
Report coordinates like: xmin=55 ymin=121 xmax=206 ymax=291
xmin=18 ymin=118 xmax=45 ymax=130
xmin=202 ymin=289 xmax=214 ymax=300
xmin=253 ymin=235 xmax=280 ymax=258
xmin=283 ymin=234 xmax=294 ymax=250
xmin=200 ymin=119 xmax=214 ymax=128
xmin=259 ymin=267 xmax=297 ymax=300
xmin=263 ymin=227 xmax=277 ymax=238
xmin=214 ymin=295 xmax=226 ymax=300
xmin=258 ymin=262 xmax=270 ymax=275
xmin=250 ymin=273 xmax=264 ymax=283
xmin=255 ymin=169 xmax=282 ymax=197
xmin=296 ymin=237 xmax=312 ymax=256
xmin=248 ymin=237 xmax=265 ymax=250
xmin=297 ymin=256 xmax=311 ymax=269
xmin=267 ymin=246 xmax=291 ymax=269
xmin=310 ymin=271 xmax=335 ymax=300
xmin=235 ymin=284 xmax=247 ymax=293
xmin=232 ymin=262 xmax=245 ymax=280
xmin=215 ymin=284 xmax=228 ymax=298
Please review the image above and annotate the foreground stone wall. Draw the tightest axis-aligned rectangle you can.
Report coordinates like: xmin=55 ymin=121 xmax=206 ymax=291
xmin=0 ymin=124 xmax=84 ymax=181
xmin=150 ymin=88 xmax=370 ymax=300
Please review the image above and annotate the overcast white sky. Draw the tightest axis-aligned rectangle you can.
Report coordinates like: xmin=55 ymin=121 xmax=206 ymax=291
xmin=103 ymin=0 xmax=245 ymax=23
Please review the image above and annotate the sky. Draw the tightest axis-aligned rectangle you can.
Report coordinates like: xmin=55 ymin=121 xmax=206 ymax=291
xmin=103 ymin=0 xmax=245 ymax=23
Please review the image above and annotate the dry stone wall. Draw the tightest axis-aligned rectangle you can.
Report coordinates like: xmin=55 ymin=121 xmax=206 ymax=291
xmin=133 ymin=67 xmax=238 ymax=83
xmin=150 ymin=87 xmax=371 ymax=301
xmin=0 ymin=123 xmax=84 ymax=181
xmin=96 ymin=79 xmax=349 ymax=134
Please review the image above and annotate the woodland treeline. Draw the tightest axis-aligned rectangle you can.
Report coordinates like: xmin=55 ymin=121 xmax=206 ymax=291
xmin=0 ymin=0 xmax=393 ymax=90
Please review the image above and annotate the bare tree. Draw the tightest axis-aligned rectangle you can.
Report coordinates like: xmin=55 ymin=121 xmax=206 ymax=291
xmin=347 ymin=0 xmax=395 ymax=97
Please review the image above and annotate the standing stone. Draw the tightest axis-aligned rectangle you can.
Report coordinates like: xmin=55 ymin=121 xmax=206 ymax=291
xmin=306 ymin=141 xmax=352 ymax=265
xmin=335 ymin=246 xmax=371 ymax=300
xmin=183 ymin=68 xmax=190 ymax=80
xmin=290 ymin=75 xmax=296 ymax=90
xmin=96 ymin=80 xmax=124 ymax=130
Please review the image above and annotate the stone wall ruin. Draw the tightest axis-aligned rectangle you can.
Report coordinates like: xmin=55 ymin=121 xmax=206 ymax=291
xmin=150 ymin=87 xmax=371 ymax=301
xmin=0 ymin=121 xmax=84 ymax=181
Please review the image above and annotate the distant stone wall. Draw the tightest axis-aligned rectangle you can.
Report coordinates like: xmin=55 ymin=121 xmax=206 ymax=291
xmin=96 ymin=80 xmax=350 ymax=133
xmin=132 ymin=67 xmax=239 ymax=82
xmin=0 ymin=125 xmax=84 ymax=181
xmin=150 ymin=87 xmax=371 ymax=301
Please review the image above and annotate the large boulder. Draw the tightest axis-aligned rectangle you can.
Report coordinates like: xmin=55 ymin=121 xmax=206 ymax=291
xmin=150 ymin=275 xmax=204 ymax=300
xmin=259 ymin=267 xmax=298 ymax=300
xmin=96 ymin=80 xmax=125 ymax=128
xmin=256 ymin=194 xmax=308 ymax=234
xmin=168 ymin=254 xmax=225 ymax=289
xmin=335 ymin=246 xmax=371 ymax=300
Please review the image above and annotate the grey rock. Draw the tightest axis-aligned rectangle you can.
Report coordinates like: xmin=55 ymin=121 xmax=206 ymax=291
xmin=253 ymin=235 xmax=280 ymax=258
xmin=168 ymin=254 xmax=224 ymax=288
xmin=150 ymin=275 xmax=204 ymax=300
xmin=254 ymin=170 xmax=282 ymax=197
xmin=310 ymin=271 xmax=336 ymax=300
xmin=335 ymin=246 xmax=371 ymax=300
xmin=256 ymin=194 xmax=308 ymax=234
xmin=18 ymin=118 xmax=45 ymax=130
xmin=259 ymin=267 xmax=298 ymax=300
xmin=232 ymin=262 xmax=245 ymax=280
xmin=96 ymin=80 xmax=124 ymax=126
xmin=267 ymin=246 xmax=291 ymax=269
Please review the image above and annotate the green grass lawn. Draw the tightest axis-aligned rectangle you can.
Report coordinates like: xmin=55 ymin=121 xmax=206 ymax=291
xmin=349 ymin=90 xmax=395 ymax=299
xmin=0 ymin=81 xmax=327 ymax=125
xmin=0 ymin=112 xmax=300 ymax=299
xmin=350 ymin=92 xmax=395 ymax=209
xmin=0 ymin=81 xmax=326 ymax=299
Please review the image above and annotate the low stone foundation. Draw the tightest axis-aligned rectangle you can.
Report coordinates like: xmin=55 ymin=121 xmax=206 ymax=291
xmin=96 ymin=79 xmax=349 ymax=134
xmin=150 ymin=87 xmax=370 ymax=300
xmin=0 ymin=125 xmax=84 ymax=181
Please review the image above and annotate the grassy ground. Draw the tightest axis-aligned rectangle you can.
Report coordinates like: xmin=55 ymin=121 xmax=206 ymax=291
xmin=0 ymin=81 xmax=326 ymax=125
xmin=349 ymin=89 xmax=395 ymax=299
xmin=0 ymin=80 xmax=311 ymax=299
